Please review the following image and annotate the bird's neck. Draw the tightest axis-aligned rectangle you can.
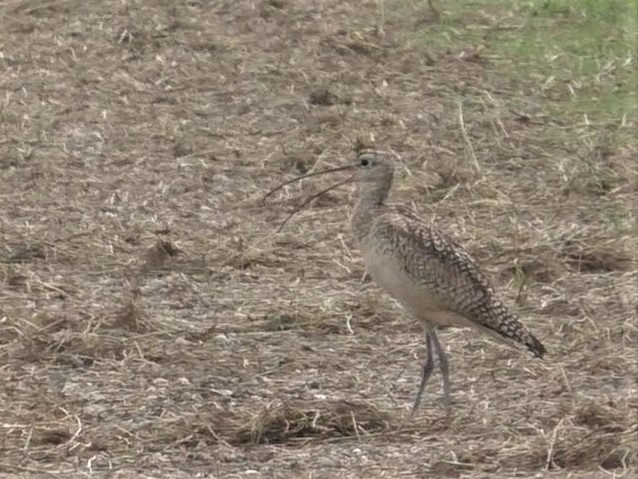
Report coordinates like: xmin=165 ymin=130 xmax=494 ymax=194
xmin=351 ymin=181 xmax=391 ymax=239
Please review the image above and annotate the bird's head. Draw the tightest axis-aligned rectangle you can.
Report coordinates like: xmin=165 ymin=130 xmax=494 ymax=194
xmin=354 ymin=149 xmax=395 ymax=186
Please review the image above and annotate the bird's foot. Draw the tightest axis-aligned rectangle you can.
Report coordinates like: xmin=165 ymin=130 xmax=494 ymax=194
xmin=439 ymin=394 xmax=454 ymax=409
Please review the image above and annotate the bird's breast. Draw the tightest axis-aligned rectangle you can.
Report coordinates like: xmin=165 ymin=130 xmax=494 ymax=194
xmin=359 ymin=239 xmax=471 ymax=328
xmin=361 ymin=243 xmax=439 ymax=310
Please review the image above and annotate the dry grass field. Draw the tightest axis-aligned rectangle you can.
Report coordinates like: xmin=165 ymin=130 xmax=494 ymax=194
xmin=0 ymin=0 xmax=636 ymax=477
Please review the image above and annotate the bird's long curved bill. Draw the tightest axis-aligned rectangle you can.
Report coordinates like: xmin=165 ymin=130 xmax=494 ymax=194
xmin=262 ymin=165 xmax=355 ymax=201
xmin=274 ymin=177 xmax=354 ymax=232
xmin=262 ymin=164 xmax=356 ymax=232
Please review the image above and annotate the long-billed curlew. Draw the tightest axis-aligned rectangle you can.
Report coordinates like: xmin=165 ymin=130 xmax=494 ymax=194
xmin=265 ymin=148 xmax=546 ymax=411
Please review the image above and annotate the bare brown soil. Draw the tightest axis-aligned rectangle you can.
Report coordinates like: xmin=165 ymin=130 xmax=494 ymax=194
xmin=1 ymin=1 xmax=636 ymax=478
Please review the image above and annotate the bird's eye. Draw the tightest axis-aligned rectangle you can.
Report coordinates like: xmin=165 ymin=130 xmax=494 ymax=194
xmin=360 ymin=157 xmax=370 ymax=167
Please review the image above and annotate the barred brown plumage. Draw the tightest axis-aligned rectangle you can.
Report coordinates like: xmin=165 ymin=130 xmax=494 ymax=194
xmin=265 ymin=148 xmax=546 ymax=412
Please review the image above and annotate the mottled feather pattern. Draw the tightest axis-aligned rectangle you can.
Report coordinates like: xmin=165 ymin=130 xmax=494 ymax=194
xmin=361 ymin=209 xmax=546 ymax=358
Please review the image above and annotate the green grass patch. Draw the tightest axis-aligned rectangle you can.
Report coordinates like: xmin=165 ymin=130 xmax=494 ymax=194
xmin=408 ymin=0 xmax=637 ymax=128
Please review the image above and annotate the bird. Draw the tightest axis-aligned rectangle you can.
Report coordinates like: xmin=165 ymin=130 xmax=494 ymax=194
xmin=264 ymin=148 xmax=546 ymax=412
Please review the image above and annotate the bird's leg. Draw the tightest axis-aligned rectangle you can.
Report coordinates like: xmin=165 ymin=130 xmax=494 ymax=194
xmin=411 ymin=330 xmax=435 ymax=413
xmin=429 ymin=330 xmax=452 ymax=406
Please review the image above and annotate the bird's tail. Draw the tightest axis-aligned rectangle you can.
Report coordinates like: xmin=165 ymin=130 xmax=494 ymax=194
xmin=482 ymin=298 xmax=546 ymax=358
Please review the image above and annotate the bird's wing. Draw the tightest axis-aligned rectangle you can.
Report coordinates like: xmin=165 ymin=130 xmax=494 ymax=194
xmin=378 ymin=207 xmax=496 ymax=308
xmin=372 ymin=207 xmax=545 ymax=357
